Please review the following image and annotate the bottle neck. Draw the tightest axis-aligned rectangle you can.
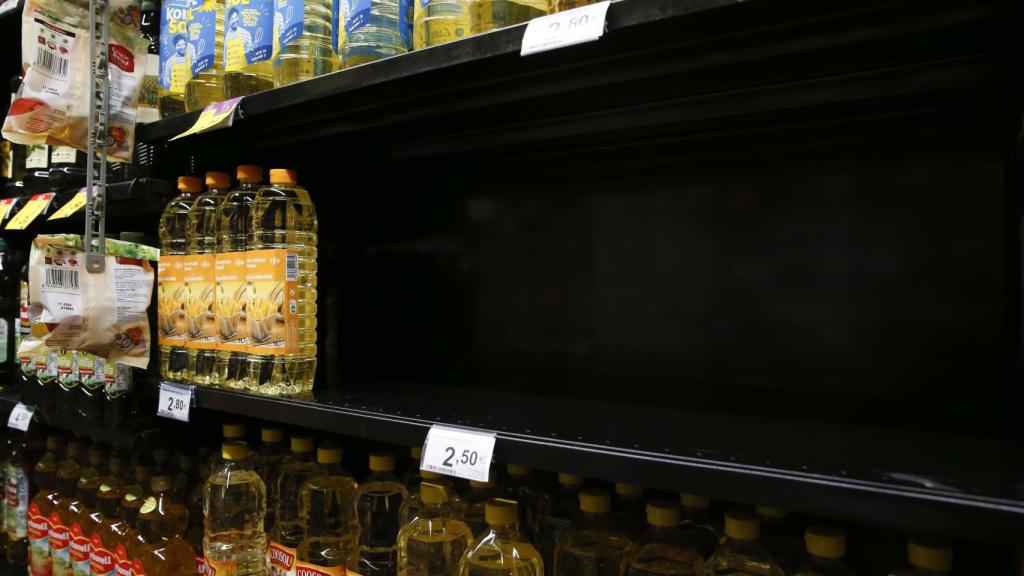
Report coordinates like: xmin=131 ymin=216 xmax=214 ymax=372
xmin=487 ymin=523 xmax=521 ymax=540
xmin=292 ymin=450 xmax=314 ymax=463
xmin=57 ymin=475 xmax=78 ymax=494
xmin=239 ymin=180 xmax=262 ymax=192
xmin=36 ymin=469 xmax=56 ymax=491
xmin=97 ymin=495 xmax=119 ymax=517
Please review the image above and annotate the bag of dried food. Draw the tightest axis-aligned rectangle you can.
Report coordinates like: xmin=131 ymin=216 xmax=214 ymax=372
xmin=19 ymin=234 xmax=159 ymax=369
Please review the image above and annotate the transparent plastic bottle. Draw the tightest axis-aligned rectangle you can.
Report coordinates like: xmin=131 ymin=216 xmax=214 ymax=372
xmin=462 ymin=477 xmax=498 ymax=538
xmin=6 ymin=431 xmax=45 ymax=568
xmin=472 ymin=0 xmax=548 ymax=33
xmin=273 ymin=0 xmax=336 ymax=86
xmin=500 ymin=465 xmax=549 ymax=542
xmin=699 ymin=511 xmax=783 ymax=576
xmin=460 ymin=499 xmax=544 ymax=576
xmin=405 ymin=470 xmax=462 ymax=523
xmin=248 ymin=168 xmax=318 ymax=397
xmin=188 ymin=171 xmax=232 ymax=386
xmin=268 ymin=435 xmax=319 ymax=571
xmin=349 ymin=452 xmax=409 ymax=576
xmin=134 ymin=475 xmax=197 ymax=576
xmin=627 ymin=501 xmax=704 ymax=576
xmin=223 ymin=0 xmax=274 ymax=97
xmin=549 ymin=0 xmax=591 ymax=12
xmin=203 ymin=441 xmax=268 ymax=575
xmin=679 ymin=494 xmax=718 ymax=560
xmin=295 ymin=444 xmax=359 ymax=575
xmin=754 ymin=506 xmax=800 ymax=575
xmin=340 ymin=0 xmax=410 ymax=69
xmin=536 ymin=473 xmax=583 ymax=571
xmin=185 ymin=0 xmax=227 ymax=110
xmin=397 ymin=482 xmax=472 ymax=576
xmin=793 ymin=526 xmax=856 ymax=576
xmin=888 ymin=538 xmax=953 ymax=576
xmin=205 ymin=423 xmax=247 ymax=476
xmin=402 ymin=446 xmax=423 ymax=491
xmin=554 ymin=488 xmax=634 ymax=576
xmin=159 ymin=176 xmax=202 ymax=382
xmin=27 ymin=436 xmax=63 ymax=576
xmin=412 ymin=0 xmax=473 ymax=49
xmin=215 ymin=165 xmax=262 ymax=391
xmin=253 ymin=426 xmax=289 ymax=529
xmin=49 ymin=443 xmax=85 ymax=576
xmin=158 ymin=0 xmax=190 ymax=116
xmin=173 ymin=453 xmax=198 ymax=498
xmin=612 ymin=483 xmax=644 ymax=539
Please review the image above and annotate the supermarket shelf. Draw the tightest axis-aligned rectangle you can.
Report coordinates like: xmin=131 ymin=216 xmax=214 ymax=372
xmin=165 ymin=379 xmax=1024 ymax=542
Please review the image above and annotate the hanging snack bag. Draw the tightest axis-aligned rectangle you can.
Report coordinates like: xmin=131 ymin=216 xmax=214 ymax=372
xmin=1 ymin=0 xmax=147 ymax=162
xmin=18 ymin=234 xmax=159 ymax=369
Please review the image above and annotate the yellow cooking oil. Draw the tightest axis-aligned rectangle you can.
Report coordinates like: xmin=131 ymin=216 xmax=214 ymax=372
xmin=185 ymin=0 xmax=227 ymax=110
xmin=247 ymin=168 xmax=318 ymax=397
xmin=700 ymin=511 xmax=784 ymax=576
xmin=550 ymin=0 xmax=591 ymax=12
xmin=268 ymin=436 xmax=319 ymax=572
xmin=626 ymin=501 xmax=704 ymax=576
xmin=888 ymin=538 xmax=953 ymax=576
xmin=472 ymin=0 xmax=548 ymax=33
xmin=272 ymin=0 xmax=336 ymax=87
xmin=204 ymin=442 xmax=268 ymax=575
xmin=349 ymin=453 xmax=409 ymax=576
xmin=413 ymin=0 xmax=473 ymax=50
xmin=398 ymin=482 xmax=472 ymax=576
xmin=793 ymin=526 xmax=856 ymax=576
xmin=340 ymin=0 xmax=409 ymax=69
xmin=135 ymin=476 xmax=196 ymax=576
xmin=554 ymin=488 xmax=635 ymax=576
xmin=158 ymin=176 xmax=202 ymax=383
xmin=460 ymin=499 xmax=544 ymax=576
xmin=295 ymin=444 xmax=359 ymax=575
xmin=188 ymin=172 xmax=232 ymax=386
xmin=158 ymin=0 xmax=190 ymax=116
xmin=222 ymin=0 xmax=274 ymax=97
xmin=215 ymin=165 xmax=261 ymax=390
xmin=405 ymin=470 xmax=463 ymax=523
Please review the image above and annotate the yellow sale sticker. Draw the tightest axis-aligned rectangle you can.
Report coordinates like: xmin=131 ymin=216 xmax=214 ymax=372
xmin=48 ymin=191 xmax=88 ymax=220
xmin=6 ymin=193 xmax=55 ymax=229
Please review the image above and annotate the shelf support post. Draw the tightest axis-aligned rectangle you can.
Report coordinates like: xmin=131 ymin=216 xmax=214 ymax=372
xmin=85 ymin=0 xmax=109 ymax=273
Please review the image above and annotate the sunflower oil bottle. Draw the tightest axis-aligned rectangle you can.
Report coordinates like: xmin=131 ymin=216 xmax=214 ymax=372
xmin=462 ymin=477 xmax=497 ymax=537
xmin=472 ymin=0 xmax=548 ymax=33
xmin=268 ymin=435 xmax=319 ymax=573
xmin=222 ymin=0 xmax=274 ymax=97
xmin=6 ymin=430 xmax=45 ymax=569
xmin=550 ymin=0 xmax=593 ymax=11
xmin=248 ymin=169 xmax=318 ymax=397
xmin=626 ymin=501 xmax=704 ymax=576
xmin=460 ymin=499 xmax=544 ymax=576
xmin=272 ymin=0 xmax=336 ymax=85
xmin=254 ymin=426 xmax=289 ymax=528
xmin=888 ymin=539 xmax=953 ymax=576
xmin=350 ymin=452 xmax=409 ymax=576
xmin=295 ymin=444 xmax=359 ymax=575
xmin=339 ymin=0 xmax=410 ymax=68
xmin=679 ymin=494 xmax=718 ymax=560
xmin=86 ymin=483 xmax=124 ymax=576
xmin=69 ymin=472 xmax=103 ymax=576
xmin=536 ymin=473 xmax=583 ymax=572
xmin=412 ymin=0 xmax=473 ymax=49
xmin=174 ymin=453 xmax=198 ymax=497
xmin=158 ymin=176 xmax=202 ymax=382
xmin=402 ymin=447 xmax=423 ymax=490
xmin=612 ymin=483 xmax=644 ymax=538
xmin=188 ymin=171 xmax=231 ymax=386
xmin=397 ymin=482 xmax=472 ymax=576
xmin=136 ymin=475 xmax=196 ymax=576
xmin=185 ymin=0 xmax=227 ymax=110
xmin=405 ymin=470 xmax=462 ymax=522
xmin=755 ymin=506 xmax=800 ymax=574
xmin=554 ymin=488 xmax=635 ymax=576
xmin=215 ymin=165 xmax=262 ymax=390
xmin=699 ymin=511 xmax=783 ymax=576
xmin=204 ymin=441 xmax=267 ymax=575
xmin=109 ymin=491 xmax=144 ymax=576
xmin=500 ymin=465 xmax=549 ymax=541
xmin=27 ymin=435 xmax=62 ymax=576
xmin=158 ymin=0 xmax=190 ymax=116
xmin=49 ymin=445 xmax=85 ymax=576
xmin=793 ymin=526 xmax=856 ymax=576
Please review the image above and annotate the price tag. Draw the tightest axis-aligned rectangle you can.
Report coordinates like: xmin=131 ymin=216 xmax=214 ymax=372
xmin=170 ymin=97 xmax=243 ymax=141
xmin=48 ymin=190 xmax=87 ymax=220
xmin=157 ymin=382 xmax=194 ymax=422
xmin=6 ymin=193 xmax=55 ymax=230
xmin=7 ymin=403 xmax=34 ymax=431
xmin=0 ymin=198 xmax=18 ymax=223
xmin=421 ymin=425 xmax=497 ymax=482
xmin=520 ymin=0 xmax=610 ymax=56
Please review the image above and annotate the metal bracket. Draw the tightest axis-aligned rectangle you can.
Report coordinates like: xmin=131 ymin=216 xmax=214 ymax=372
xmin=85 ymin=0 xmax=109 ymax=273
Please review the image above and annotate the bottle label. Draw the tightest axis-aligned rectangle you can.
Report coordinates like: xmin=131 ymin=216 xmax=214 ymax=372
xmin=26 ymin=144 xmax=50 ymax=169
xmin=188 ymin=0 xmax=219 ymax=75
xmin=48 ymin=511 xmax=72 ymax=576
xmin=51 ymin=146 xmax=77 ymax=164
xmin=28 ymin=502 xmax=52 ymax=576
xmin=214 ymin=252 xmax=249 ymax=352
xmin=346 ymin=0 xmax=411 ymax=47
xmin=68 ymin=522 xmax=90 ymax=576
xmin=36 ymin=349 xmax=58 ymax=381
xmin=159 ymin=0 xmax=191 ymax=92
xmin=195 ymin=556 xmax=206 ymax=575
xmin=267 ymin=540 xmax=296 ymax=574
xmin=6 ymin=463 xmax=28 ymax=539
xmin=56 ymin=349 xmax=77 ymax=387
xmin=331 ymin=0 xmax=349 ymax=54
xmin=223 ymin=0 xmax=274 ymax=71
xmin=108 ymin=363 xmax=133 ymax=398
xmin=0 ymin=318 xmax=8 ymax=364
xmin=113 ymin=545 xmax=134 ymax=576
xmin=133 ymin=559 xmax=148 ymax=576
xmin=295 ymin=562 xmax=344 ymax=576
xmin=203 ymin=556 xmax=237 ymax=575
xmin=274 ymin=0 xmax=304 ymax=53
xmin=89 ymin=533 xmax=116 ymax=576
xmin=157 ymin=255 xmax=189 ymax=346
xmin=245 ymin=249 xmax=299 ymax=355
xmin=183 ymin=254 xmax=217 ymax=349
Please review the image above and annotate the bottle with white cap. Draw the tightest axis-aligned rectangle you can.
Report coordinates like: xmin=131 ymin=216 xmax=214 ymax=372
xmin=627 ymin=501 xmax=704 ymax=576
xmin=700 ymin=511 xmax=783 ymax=576
xmin=794 ymin=526 xmax=856 ymax=576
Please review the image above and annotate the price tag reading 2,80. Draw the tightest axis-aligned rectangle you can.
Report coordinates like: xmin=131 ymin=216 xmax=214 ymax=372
xmin=421 ymin=425 xmax=497 ymax=483
xmin=157 ymin=382 xmax=194 ymax=422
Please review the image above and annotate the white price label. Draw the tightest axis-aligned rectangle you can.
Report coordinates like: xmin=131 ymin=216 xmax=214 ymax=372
xmin=157 ymin=382 xmax=194 ymax=422
xmin=7 ymin=403 xmax=34 ymax=431
xmin=421 ymin=425 xmax=497 ymax=482
xmin=520 ymin=1 xmax=610 ymax=56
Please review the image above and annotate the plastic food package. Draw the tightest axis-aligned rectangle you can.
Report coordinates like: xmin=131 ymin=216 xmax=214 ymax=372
xmin=19 ymin=234 xmax=159 ymax=369
xmin=0 ymin=0 xmax=147 ymax=162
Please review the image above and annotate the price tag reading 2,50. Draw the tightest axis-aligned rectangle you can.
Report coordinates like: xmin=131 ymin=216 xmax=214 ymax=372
xmin=157 ymin=382 xmax=194 ymax=422
xmin=421 ymin=425 xmax=497 ymax=483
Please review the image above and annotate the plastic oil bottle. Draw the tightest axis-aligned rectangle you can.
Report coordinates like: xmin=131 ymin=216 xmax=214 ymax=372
xmin=462 ymin=477 xmax=498 ymax=538
xmin=173 ymin=453 xmax=198 ymax=497
xmin=350 ymin=452 xmax=409 ymax=576
xmin=136 ymin=475 xmax=197 ymax=576
xmin=215 ymin=165 xmax=262 ymax=390
xmin=460 ymin=499 xmax=544 ymax=576
xmin=613 ymin=483 xmax=645 ymax=539
xmin=87 ymin=483 xmax=125 ymax=576
xmin=158 ymin=0 xmax=190 ymax=116
xmin=272 ymin=0 xmax=336 ymax=86
xmin=295 ymin=443 xmax=359 ymax=575
xmin=185 ymin=0 xmax=227 ymax=110
xmin=536 ymin=473 xmax=583 ymax=571
xmin=888 ymin=538 xmax=953 ymax=576
xmin=27 ymin=435 xmax=63 ymax=576
xmin=6 ymin=430 xmax=45 ymax=569
xmin=159 ymin=176 xmax=202 ymax=382
xmin=253 ymin=426 xmax=289 ymax=529
xmin=203 ymin=441 xmax=267 ymax=575
xmin=339 ymin=0 xmax=410 ymax=68
xmin=472 ymin=0 xmax=548 ymax=33
xmin=402 ymin=446 xmax=423 ymax=490
xmin=550 ymin=0 xmax=593 ymax=12
xmin=755 ymin=506 xmax=800 ymax=574
xmin=109 ymin=491 xmax=143 ymax=576
xmin=500 ymin=465 xmax=550 ymax=542
xmin=397 ymin=481 xmax=472 ymax=576
xmin=69 ymin=472 xmax=103 ymax=576
xmin=679 ymin=494 xmax=718 ymax=560
xmin=412 ymin=0 xmax=473 ymax=49
xmin=49 ymin=443 xmax=85 ymax=576
xmin=554 ymin=488 xmax=635 ymax=576
xmin=188 ymin=171 xmax=232 ymax=386
xmin=793 ymin=526 xmax=856 ymax=576
xmin=405 ymin=470 xmax=462 ymax=523
xmin=248 ymin=168 xmax=318 ymax=397
xmin=222 ymin=0 xmax=274 ymax=97
xmin=268 ymin=435 xmax=319 ymax=572
xmin=699 ymin=511 xmax=783 ymax=576
xmin=626 ymin=501 xmax=704 ymax=576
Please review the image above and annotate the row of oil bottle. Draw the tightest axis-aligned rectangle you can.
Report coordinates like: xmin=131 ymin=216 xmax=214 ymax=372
xmin=150 ymin=0 xmax=600 ymax=117
xmin=0 ymin=420 xmax=960 ymax=576
xmin=158 ymin=167 xmax=318 ymax=397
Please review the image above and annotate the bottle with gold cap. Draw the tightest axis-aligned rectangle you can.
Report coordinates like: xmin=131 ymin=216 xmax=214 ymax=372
xmin=68 ymin=469 xmax=103 ymax=576
xmin=253 ymin=426 xmax=290 ymax=527
xmin=536 ymin=472 xmax=584 ymax=572
xmin=27 ymin=435 xmax=63 ymax=575
xmin=460 ymin=499 xmax=544 ymax=576
xmin=403 ymin=446 xmax=423 ymax=490
xmin=404 ymin=470 xmax=464 ymax=523
xmin=699 ymin=511 xmax=783 ymax=576
xmin=350 ymin=452 xmax=409 ymax=576
xmin=6 ymin=429 xmax=45 ymax=569
xmin=755 ymin=506 xmax=800 ymax=574
xmin=627 ymin=501 xmax=704 ymax=576
xmin=500 ymin=465 xmax=550 ymax=541
xmin=215 ymin=165 xmax=262 ymax=391
xmin=554 ymin=487 xmax=634 ymax=576
xmin=203 ymin=441 xmax=268 ymax=575
xmin=679 ymin=494 xmax=718 ymax=559
xmin=794 ymin=526 xmax=855 ymax=576
xmin=397 ymin=481 xmax=472 ymax=576
xmin=462 ymin=477 xmax=498 ymax=538
xmin=296 ymin=443 xmax=359 ymax=575
xmin=86 ymin=482 xmax=124 ymax=576
xmin=248 ymin=168 xmax=318 ymax=397
xmin=158 ymin=175 xmax=202 ymax=382
xmin=187 ymin=171 xmax=232 ymax=386
xmin=206 ymin=422 xmax=247 ymax=473
xmin=110 ymin=489 xmax=145 ymax=576
xmin=268 ymin=435 xmax=320 ymax=573
xmin=888 ymin=538 xmax=953 ymax=576
xmin=49 ymin=441 xmax=86 ymax=576
xmin=613 ymin=482 xmax=644 ymax=538
xmin=135 ymin=475 xmax=197 ymax=576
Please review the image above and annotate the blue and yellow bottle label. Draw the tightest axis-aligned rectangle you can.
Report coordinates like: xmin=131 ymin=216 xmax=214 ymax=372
xmin=274 ymin=0 xmax=304 ymax=52
xmin=188 ymin=0 xmax=218 ymax=74
xmin=224 ymin=0 xmax=274 ymax=71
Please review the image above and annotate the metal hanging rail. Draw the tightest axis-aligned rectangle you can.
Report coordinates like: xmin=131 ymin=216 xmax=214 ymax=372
xmin=85 ymin=0 xmax=109 ymax=272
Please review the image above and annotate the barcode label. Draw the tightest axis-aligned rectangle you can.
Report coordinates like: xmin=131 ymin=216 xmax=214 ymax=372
xmin=43 ymin=267 xmax=79 ymax=291
xmin=35 ymin=46 xmax=69 ymax=79
xmin=286 ymin=253 xmax=298 ymax=281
